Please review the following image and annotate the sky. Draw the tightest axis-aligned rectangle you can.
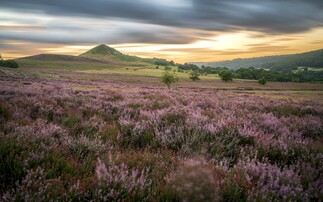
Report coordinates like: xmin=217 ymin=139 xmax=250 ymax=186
xmin=0 ymin=0 xmax=323 ymax=62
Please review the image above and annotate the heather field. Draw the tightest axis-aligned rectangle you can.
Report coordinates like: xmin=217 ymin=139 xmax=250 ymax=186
xmin=0 ymin=68 xmax=323 ymax=201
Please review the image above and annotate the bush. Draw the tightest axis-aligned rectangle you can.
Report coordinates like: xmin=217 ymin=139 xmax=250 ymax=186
xmin=161 ymin=71 xmax=179 ymax=89
xmin=219 ymin=70 xmax=233 ymax=82
xmin=189 ymin=71 xmax=200 ymax=81
xmin=208 ymin=127 xmax=255 ymax=167
xmin=0 ymin=60 xmax=19 ymax=68
xmin=258 ymin=77 xmax=267 ymax=85
xmin=0 ymin=138 xmax=25 ymax=190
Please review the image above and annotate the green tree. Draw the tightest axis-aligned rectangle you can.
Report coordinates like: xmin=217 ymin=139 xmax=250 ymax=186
xmin=258 ymin=77 xmax=267 ymax=85
xmin=189 ymin=70 xmax=200 ymax=81
xmin=219 ymin=70 xmax=233 ymax=82
xmin=162 ymin=71 xmax=179 ymax=89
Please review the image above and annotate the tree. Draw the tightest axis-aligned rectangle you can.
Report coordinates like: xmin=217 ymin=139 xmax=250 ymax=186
xmin=178 ymin=63 xmax=199 ymax=71
xmin=219 ymin=70 xmax=233 ymax=82
xmin=189 ymin=70 xmax=200 ymax=81
xmin=161 ymin=71 xmax=179 ymax=89
xmin=258 ymin=77 xmax=267 ymax=85
xmin=154 ymin=58 xmax=173 ymax=66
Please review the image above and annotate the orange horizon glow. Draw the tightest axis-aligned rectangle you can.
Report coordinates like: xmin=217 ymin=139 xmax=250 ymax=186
xmin=2 ymin=28 xmax=323 ymax=63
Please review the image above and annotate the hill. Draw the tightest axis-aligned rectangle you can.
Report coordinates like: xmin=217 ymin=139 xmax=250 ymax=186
xmin=20 ymin=54 xmax=111 ymax=64
xmin=194 ymin=49 xmax=323 ymax=71
xmin=14 ymin=44 xmax=159 ymax=70
xmin=80 ymin=44 xmax=155 ymax=65
xmin=15 ymin=53 xmax=122 ymax=70
xmin=14 ymin=44 xmax=175 ymax=71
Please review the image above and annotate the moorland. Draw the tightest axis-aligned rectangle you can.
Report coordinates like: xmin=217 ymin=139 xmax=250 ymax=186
xmin=0 ymin=44 xmax=322 ymax=201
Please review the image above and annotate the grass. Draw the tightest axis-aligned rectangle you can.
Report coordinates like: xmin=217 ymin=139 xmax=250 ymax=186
xmin=3 ymin=60 xmax=323 ymax=105
xmin=16 ymin=59 xmax=118 ymax=70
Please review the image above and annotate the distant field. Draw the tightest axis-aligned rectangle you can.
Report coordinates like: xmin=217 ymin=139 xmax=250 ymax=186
xmin=16 ymin=59 xmax=119 ymax=70
xmin=1 ymin=65 xmax=323 ymax=103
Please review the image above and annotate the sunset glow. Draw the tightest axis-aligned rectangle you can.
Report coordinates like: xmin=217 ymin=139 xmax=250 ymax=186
xmin=1 ymin=1 xmax=323 ymax=62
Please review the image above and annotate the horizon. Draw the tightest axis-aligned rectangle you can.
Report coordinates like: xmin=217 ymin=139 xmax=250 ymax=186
xmin=9 ymin=44 xmax=323 ymax=64
xmin=1 ymin=0 xmax=323 ymax=63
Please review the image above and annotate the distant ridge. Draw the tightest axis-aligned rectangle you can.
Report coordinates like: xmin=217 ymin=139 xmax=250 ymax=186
xmin=193 ymin=48 xmax=323 ymax=71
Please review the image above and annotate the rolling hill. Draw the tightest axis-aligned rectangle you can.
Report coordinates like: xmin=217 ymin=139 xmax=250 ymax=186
xmin=15 ymin=44 xmax=158 ymax=70
xmin=80 ymin=44 xmax=155 ymax=65
xmin=20 ymin=54 xmax=110 ymax=64
xmin=193 ymin=49 xmax=323 ymax=71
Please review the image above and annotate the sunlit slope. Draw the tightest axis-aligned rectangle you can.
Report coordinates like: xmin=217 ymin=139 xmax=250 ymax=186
xmin=15 ymin=53 xmax=119 ymax=70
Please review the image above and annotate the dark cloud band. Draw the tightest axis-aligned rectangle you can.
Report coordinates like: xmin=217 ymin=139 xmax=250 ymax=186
xmin=0 ymin=0 xmax=323 ymax=46
xmin=1 ymin=0 xmax=323 ymax=33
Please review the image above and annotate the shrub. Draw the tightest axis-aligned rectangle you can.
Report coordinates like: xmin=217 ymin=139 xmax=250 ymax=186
xmin=258 ymin=77 xmax=267 ymax=85
xmin=0 ymin=60 xmax=19 ymax=68
xmin=95 ymin=157 xmax=152 ymax=200
xmin=0 ymin=138 xmax=25 ymax=190
xmin=219 ymin=70 xmax=233 ymax=82
xmin=221 ymin=179 xmax=247 ymax=201
xmin=189 ymin=70 xmax=200 ymax=81
xmin=118 ymin=124 xmax=155 ymax=149
xmin=208 ymin=127 xmax=255 ymax=167
xmin=161 ymin=71 xmax=179 ymax=89
xmin=0 ymin=103 xmax=11 ymax=120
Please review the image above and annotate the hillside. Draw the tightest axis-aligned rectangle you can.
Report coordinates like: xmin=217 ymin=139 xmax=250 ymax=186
xmin=15 ymin=53 xmax=122 ymax=70
xmin=194 ymin=49 xmax=323 ymax=71
xmin=80 ymin=44 xmax=155 ymax=65
xmin=20 ymin=54 xmax=110 ymax=64
xmin=14 ymin=44 xmax=161 ymax=70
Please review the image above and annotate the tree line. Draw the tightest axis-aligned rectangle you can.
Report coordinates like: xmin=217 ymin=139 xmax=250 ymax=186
xmin=177 ymin=63 xmax=323 ymax=83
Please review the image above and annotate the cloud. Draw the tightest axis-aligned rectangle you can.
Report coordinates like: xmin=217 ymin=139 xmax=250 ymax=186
xmin=1 ymin=0 xmax=323 ymax=61
xmin=0 ymin=14 xmax=201 ymax=44
xmin=1 ymin=0 xmax=322 ymax=34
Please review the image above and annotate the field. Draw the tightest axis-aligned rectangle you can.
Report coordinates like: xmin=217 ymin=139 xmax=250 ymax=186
xmin=0 ymin=66 xmax=323 ymax=201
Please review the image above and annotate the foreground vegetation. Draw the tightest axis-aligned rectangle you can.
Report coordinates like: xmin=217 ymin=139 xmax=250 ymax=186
xmin=0 ymin=68 xmax=322 ymax=201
